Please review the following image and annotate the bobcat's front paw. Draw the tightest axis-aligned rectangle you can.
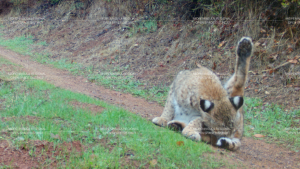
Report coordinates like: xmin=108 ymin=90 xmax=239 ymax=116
xmin=216 ymin=137 xmax=229 ymax=148
xmin=216 ymin=137 xmax=241 ymax=151
xmin=152 ymin=117 xmax=167 ymax=127
xmin=182 ymin=128 xmax=201 ymax=141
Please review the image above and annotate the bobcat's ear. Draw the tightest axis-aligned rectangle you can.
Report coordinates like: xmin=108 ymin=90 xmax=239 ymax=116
xmin=229 ymin=96 xmax=244 ymax=110
xmin=200 ymin=100 xmax=214 ymax=112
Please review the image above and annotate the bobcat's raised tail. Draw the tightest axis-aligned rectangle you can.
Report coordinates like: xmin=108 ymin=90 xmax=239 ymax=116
xmin=152 ymin=37 xmax=253 ymax=151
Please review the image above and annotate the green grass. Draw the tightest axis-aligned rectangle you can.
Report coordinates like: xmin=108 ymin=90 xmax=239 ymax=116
xmin=126 ymin=19 xmax=158 ymax=38
xmin=0 ymin=31 xmax=169 ymax=105
xmin=0 ymin=34 xmax=34 ymax=56
xmin=243 ymin=97 xmax=300 ymax=151
xmin=0 ymin=57 xmax=17 ymax=66
xmin=0 ymin=57 xmax=224 ymax=168
xmin=87 ymin=65 xmax=169 ymax=103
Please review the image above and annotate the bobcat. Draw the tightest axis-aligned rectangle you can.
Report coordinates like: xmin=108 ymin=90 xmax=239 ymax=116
xmin=152 ymin=37 xmax=253 ymax=151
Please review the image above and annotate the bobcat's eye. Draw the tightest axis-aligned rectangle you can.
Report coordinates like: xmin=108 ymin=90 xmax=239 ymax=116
xmin=200 ymin=100 xmax=214 ymax=112
xmin=229 ymin=96 xmax=244 ymax=110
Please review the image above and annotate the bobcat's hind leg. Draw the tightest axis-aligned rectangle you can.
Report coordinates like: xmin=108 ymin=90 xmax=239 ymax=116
xmin=152 ymin=84 xmax=175 ymax=127
xmin=224 ymin=37 xmax=253 ymax=97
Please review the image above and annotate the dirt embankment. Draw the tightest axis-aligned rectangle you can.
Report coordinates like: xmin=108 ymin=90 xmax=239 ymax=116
xmin=0 ymin=1 xmax=300 ymax=168
xmin=1 ymin=0 xmax=299 ymax=109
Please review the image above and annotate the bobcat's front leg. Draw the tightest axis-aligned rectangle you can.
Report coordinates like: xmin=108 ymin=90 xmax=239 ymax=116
xmin=182 ymin=117 xmax=203 ymax=141
xmin=152 ymin=84 xmax=175 ymax=127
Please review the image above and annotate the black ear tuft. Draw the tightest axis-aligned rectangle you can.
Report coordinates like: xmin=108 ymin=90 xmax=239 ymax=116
xmin=229 ymin=96 xmax=244 ymax=110
xmin=200 ymin=100 xmax=214 ymax=112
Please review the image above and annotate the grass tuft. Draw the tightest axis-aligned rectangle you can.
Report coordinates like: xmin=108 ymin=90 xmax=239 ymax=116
xmin=244 ymin=97 xmax=300 ymax=151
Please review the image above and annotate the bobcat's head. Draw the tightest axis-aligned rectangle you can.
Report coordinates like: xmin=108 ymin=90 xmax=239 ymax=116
xmin=199 ymin=96 xmax=244 ymax=135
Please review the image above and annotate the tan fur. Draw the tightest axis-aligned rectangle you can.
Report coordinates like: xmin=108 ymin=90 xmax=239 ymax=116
xmin=152 ymin=37 xmax=253 ymax=151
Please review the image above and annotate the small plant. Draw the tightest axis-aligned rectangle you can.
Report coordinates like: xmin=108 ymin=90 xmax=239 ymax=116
xmin=37 ymin=41 xmax=48 ymax=46
xmin=280 ymin=0 xmax=300 ymax=8
xmin=28 ymin=148 xmax=35 ymax=157
xmin=10 ymin=0 xmax=29 ymax=6
xmin=129 ymin=18 xmax=158 ymax=37
xmin=50 ymin=0 xmax=63 ymax=5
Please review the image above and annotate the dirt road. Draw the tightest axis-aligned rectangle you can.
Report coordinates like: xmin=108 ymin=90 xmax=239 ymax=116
xmin=0 ymin=46 xmax=299 ymax=168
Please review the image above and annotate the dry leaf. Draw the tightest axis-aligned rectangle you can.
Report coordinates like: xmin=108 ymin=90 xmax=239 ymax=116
xmin=149 ymin=159 xmax=157 ymax=166
xmin=287 ymin=59 xmax=298 ymax=64
xmin=260 ymin=28 xmax=266 ymax=33
xmin=254 ymin=134 xmax=265 ymax=138
xmin=212 ymin=62 xmax=217 ymax=70
xmin=176 ymin=141 xmax=184 ymax=146
xmin=159 ymin=62 xmax=164 ymax=67
xmin=254 ymin=41 xmax=261 ymax=47
xmin=218 ymin=41 xmax=226 ymax=47
xmin=287 ymin=47 xmax=293 ymax=54
xmin=268 ymin=53 xmax=278 ymax=60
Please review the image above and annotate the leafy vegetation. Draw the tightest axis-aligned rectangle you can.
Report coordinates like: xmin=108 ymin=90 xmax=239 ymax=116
xmin=127 ymin=19 xmax=158 ymax=37
xmin=9 ymin=0 xmax=63 ymax=6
